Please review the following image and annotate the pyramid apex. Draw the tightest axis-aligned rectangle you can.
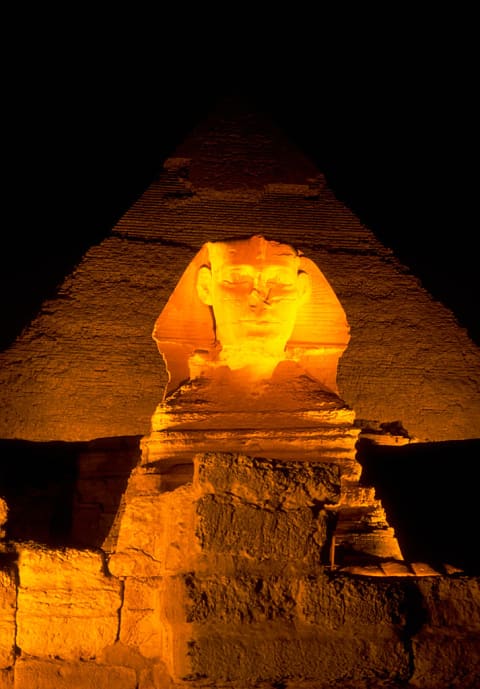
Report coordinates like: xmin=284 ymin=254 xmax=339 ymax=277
xmin=168 ymin=91 xmax=321 ymax=190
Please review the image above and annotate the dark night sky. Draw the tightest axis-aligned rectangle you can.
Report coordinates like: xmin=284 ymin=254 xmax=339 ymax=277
xmin=3 ymin=22 xmax=478 ymax=351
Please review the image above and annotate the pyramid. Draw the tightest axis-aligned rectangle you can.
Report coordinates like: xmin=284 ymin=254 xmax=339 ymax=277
xmin=0 ymin=96 xmax=479 ymax=444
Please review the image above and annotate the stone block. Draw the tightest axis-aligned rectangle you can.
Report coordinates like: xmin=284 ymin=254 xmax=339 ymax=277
xmin=168 ymin=572 xmax=298 ymax=625
xmin=16 ymin=544 xmax=121 ymax=660
xmin=105 ymin=489 xmax=165 ymax=578
xmin=108 ymin=479 xmax=197 ymax=577
xmin=119 ymin=578 xmax=166 ymax=658
xmin=298 ymin=574 xmax=409 ymax=630
xmin=416 ymin=576 xmax=480 ymax=629
xmin=196 ymin=494 xmax=328 ymax=564
xmin=0 ymin=567 xmax=16 ymax=669
xmin=176 ymin=624 xmax=410 ymax=685
xmin=100 ymin=643 xmax=174 ymax=688
xmin=13 ymin=659 xmax=137 ymax=689
xmin=411 ymin=628 xmax=480 ymax=689
xmin=196 ymin=452 xmax=340 ymax=508
xmin=0 ymin=498 xmax=7 ymax=538
xmin=138 ymin=663 xmax=174 ymax=689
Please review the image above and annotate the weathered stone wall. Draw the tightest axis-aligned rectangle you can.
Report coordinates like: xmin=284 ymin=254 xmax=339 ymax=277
xmin=0 ymin=449 xmax=479 ymax=688
xmin=1 ymin=107 xmax=480 ymax=444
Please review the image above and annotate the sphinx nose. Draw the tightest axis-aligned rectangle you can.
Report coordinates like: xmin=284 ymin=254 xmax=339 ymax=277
xmin=248 ymin=286 xmax=271 ymax=307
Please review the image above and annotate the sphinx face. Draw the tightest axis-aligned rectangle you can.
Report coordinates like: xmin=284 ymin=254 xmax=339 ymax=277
xmin=153 ymin=233 xmax=349 ymax=393
xmin=197 ymin=236 xmax=310 ymax=360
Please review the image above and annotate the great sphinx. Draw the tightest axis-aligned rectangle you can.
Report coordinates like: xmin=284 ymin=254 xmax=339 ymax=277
xmin=107 ymin=234 xmax=404 ymax=681
xmin=145 ymin=235 xmax=364 ymax=473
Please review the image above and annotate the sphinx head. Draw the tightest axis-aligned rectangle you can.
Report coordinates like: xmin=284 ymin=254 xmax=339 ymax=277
xmin=153 ymin=235 xmax=349 ymax=395
xmin=196 ymin=236 xmax=311 ymax=364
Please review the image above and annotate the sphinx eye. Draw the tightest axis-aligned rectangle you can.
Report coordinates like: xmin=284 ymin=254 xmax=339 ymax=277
xmin=267 ymin=278 xmax=294 ymax=288
xmin=222 ymin=272 xmax=251 ymax=285
xmin=266 ymin=271 xmax=295 ymax=288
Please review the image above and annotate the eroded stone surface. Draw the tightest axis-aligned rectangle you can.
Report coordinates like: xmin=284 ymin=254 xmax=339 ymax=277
xmin=185 ymin=626 xmax=410 ymax=685
xmin=107 ymin=478 xmax=199 ymax=578
xmin=0 ymin=668 xmax=12 ymax=688
xmin=197 ymin=451 xmax=340 ymax=507
xmin=13 ymin=658 xmax=137 ymax=689
xmin=197 ymin=494 xmax=329 ymax=565
xmin=0 ymin=567 xmax=16 ymax=669
xmin=411 ymin=629 xmax=480 ymax=689
xmin=416 ymin=576 xmax=480 ymax=628
xmin=298 ymin=574 xmax=409 ymax=628
xmin=0 ymin=499 xmax=7 ymax=541
xmin=118 ymin=578 xmax=166 ymax=658
xmin=0 ymin=504 xmax=477 ymax=687
xmin=180 ymin=572 xmax=298 ymax=625
xmin=16 ymin=544 xmax=122 ymax=660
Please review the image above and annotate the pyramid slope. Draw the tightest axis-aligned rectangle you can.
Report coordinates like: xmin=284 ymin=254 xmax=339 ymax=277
xmin=171 ymin=94 xmax=320 ymax=189
xmin=0 ymin=104 xmax=479 ymax=443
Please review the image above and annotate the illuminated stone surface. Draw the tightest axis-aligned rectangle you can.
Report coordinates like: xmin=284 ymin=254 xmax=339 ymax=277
xmin=0 ymin=101 xmax=479 ymax=442
xmin=103 ymin=449 xmax=480 ymax=686
xmin=0 ymin=537 xmax=478 ymax=686
xmin=105 ymin=448 xmax=403 ymax=682
xmin=0 ymin=499 xmax=7 ymax=541
xmin=117 ymin=578 xmax=165 ymax=658
xmin=143 ymin=235 xmax=403 ymax=567
xmin=154 ymin=234 xmax=349 ymax=394
xmin=411 ymin=577 xmax=480 ymax=688
xmin=0 ymin=567 xmax=16 ymax=668
xmin=16 ymin=544 xmax=121 ymax=660
xmin=13 ymin=660 xmax=137 ymax=689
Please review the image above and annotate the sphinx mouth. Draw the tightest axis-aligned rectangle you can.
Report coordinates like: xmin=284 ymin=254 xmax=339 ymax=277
xmin=241 ymin=319 xmax=279 ymax=325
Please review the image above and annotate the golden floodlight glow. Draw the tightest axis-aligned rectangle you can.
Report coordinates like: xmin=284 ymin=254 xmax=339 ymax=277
xmin=153 ymin=235 xmax=350 ymax=396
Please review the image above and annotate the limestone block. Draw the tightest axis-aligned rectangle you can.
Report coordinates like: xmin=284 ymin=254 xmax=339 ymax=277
xmin=0 ymin=567 xmax=16 ymax=668
xmin=178 ymin=624 xmax=409 ymax=685
xmin=196 ymin=452 xmax=340 ymax=508
xmin=100 ymin=642 xmax=174 ymax=687
xmin=0 ymin=498 xmax=7 ymax=538
xmin=195 ymin=450 xmax=338 ymax=570
xmin=138 ymin=663 xmax=174 ymax=689
xmin=298 ymin=574 xmax=408 ymax=629
xmin=100 ymin=643 xmax=174 ymax=688
xmin=169 ymin=572 xmax=298 ymax=625
xmin=16 ymin=544 xmax=122 ymax=660
xmin=416 ymin=576 xmax=480 ymax=629
xmin=197 ymin=493 xmax=328 ymax=565
xmin=108 ymin=476 xmax=198 ymax=578
xmin=107 ymin=493 xmax=166 ymax=578
xmin=13 ymin=658 xmax=137 ymax=689
xmin=407 ymin=578 xmax=480 ymax=688
xmin=411 ymin=629 xmax=480 ymax=689
xmin=118 ymin=578 xmax=165 ymax=658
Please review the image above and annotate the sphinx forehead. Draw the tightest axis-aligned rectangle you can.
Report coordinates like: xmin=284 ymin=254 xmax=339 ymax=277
xmin=207 ymin=235 xmax=299 ymax=267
